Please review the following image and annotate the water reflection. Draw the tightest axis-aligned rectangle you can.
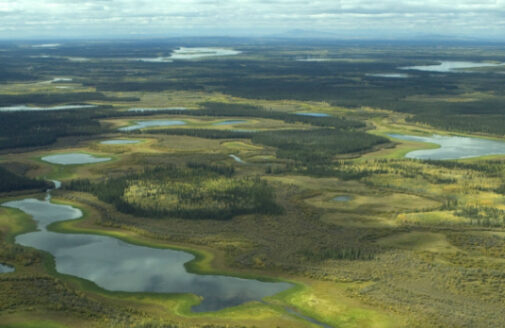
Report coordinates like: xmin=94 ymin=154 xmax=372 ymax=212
xmin=400 ymin=61 xmax=504 ymax=73
xmin=3 ymin=197 xmax=291 ymax=312
xmin=42 ymin=153 xmax=111 ymax=165
xmin=388 ymin=134 xmax=505 ymax=160
xmin=0 ymin=264 xmax=14 ymax=273
xmin=119 ymin=120 xmax=186 ymax=132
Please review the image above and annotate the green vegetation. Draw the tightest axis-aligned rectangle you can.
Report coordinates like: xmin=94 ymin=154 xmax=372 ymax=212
xmin=0 ymin=166 xmax=50 ymax=192
xmin=0 ymin=110 xmax=106 ymax=149
xmin=65 ymin=164 xmax=282 ymax=220
xmin=252 ymin=129 xmax=387 ymax=164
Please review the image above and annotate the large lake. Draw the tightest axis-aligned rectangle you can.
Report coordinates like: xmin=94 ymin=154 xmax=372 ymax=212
xmin=0 ymin=104 xmax=96 ymax=112
xmin=42 ymin=153 xmax=112 ymax=165
xmin=2 ymin=195 xmax=291 ymax=312
xmin=400 ymin=61 xmax=504 ymax=73
xmin=138 ymin=47 xmax=241 ymax=62
xmin=366 ymin=73 xmax=409 ymax=78
xmin=388 ymin=134 xmax=505 ymax=160
xmin=119 ymin=120 xmax=187 ymax=132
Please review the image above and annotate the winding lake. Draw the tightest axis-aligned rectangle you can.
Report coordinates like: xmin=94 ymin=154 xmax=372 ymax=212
xmin=42 ymin=153 xmax=111 ymax=165
xmin=388 ymin=134 xmax=505 ymax=160
xmin=400 ymin=61 xmax=504 ymax=73
xmin=0 ymin=264 xmax=14 ymax=273
xmin=2 ymin=195 xmax=291 ymax=312
xmin=119 ymin=120 xmax=187 ymax=132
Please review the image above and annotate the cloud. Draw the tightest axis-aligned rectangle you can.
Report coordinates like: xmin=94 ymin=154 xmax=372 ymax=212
xmin=0 ymin=0 xmax=504 ymax=39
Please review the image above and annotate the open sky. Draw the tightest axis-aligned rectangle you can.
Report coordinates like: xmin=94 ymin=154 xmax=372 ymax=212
xmin=1 ymin=0 xmax=505 ymax=39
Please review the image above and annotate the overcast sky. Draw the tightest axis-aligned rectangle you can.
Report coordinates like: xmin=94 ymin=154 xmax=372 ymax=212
xmin=1 ymin=0 xmax=505 ymax=39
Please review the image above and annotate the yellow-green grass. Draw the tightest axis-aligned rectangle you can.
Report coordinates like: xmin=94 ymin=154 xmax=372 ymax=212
xmin=0 ymin=81 xmax=95 ymax=95
xmin=0 ymin=206 xmax=36 ymax=243
xmin=376 ymin=232 xmax=460 ymax=254
xmin=126 ymin=89 xmax=350 ymax=116
xmin=320 ymin=212 xmax=396 ymax=228
xmin=396 ymin=210 xmax=467 ymax=225
xmin=273 ymin=281 xmax=405 ymax=328
xmin=304 ymin=192 xmax=440 ymax=214
xmin=0 ymin=316 xmax=72 ymax=328
xmin=0 ymin=319 xmax=69 ymax=328
xmin=152 ymin=135 xmax=225 ymax=153
xmin=221 ymin=141 xmax=264 ymax=151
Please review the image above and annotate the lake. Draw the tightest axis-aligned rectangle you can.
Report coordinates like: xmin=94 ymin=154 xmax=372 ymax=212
xmin=388 ymin=134 xmax=505 ymax=160
xmin=400 ymin=61 xmax=504 ymax=73
xmin=333 ymin=195 xmax=352 ymax=202
xmin=0 ymin=264 xmax=14 ymax=273
xmin=366 ymin=73 xmax=409 ymax=78
xmin=42 ymin=153 xmax=112 ymax=165
xmin=119 ymin=120 xmax=187 ymax=132
xmin=296 ymin=58 xmax=331 ymax=62
xmin=136 ymin=47 xmax=241 ymax=62
xmin=296 ymin=112 xmax=330 ymax=117
xmin=128 ymin=107 xmax=187 ymax=112
xmin=2 ymin=195 xmax=291 ymax=312
xmin=170 ymin=47 xmax=241 ymax=60
xmin=101 ymin=140 xmax=140 ymax=145
xmin=0 ymin=104 xmax=96 ymax=112
xmin=213 ymin=120 xmax=248 ymax=126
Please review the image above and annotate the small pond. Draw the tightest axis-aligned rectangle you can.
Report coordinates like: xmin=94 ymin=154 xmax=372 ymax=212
xmin=0 ymin=264 xmax=14 ymax=273
xmin=119 ymin=120 xmax=187 ymax=132
xmin=101 ymin=140 xmax=140 ymax=145
xmin=295 ymin=112 xmax=330 ymax=117
xmin=213 ymin=120 xmax=248 ymax=126
xmin=388 ymin=134 xmax=505 ymax=160
xmin=333 ymin=195 xmax=352 ymax=202
xmin=42 ymin=153 xmax=111 ymax=165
